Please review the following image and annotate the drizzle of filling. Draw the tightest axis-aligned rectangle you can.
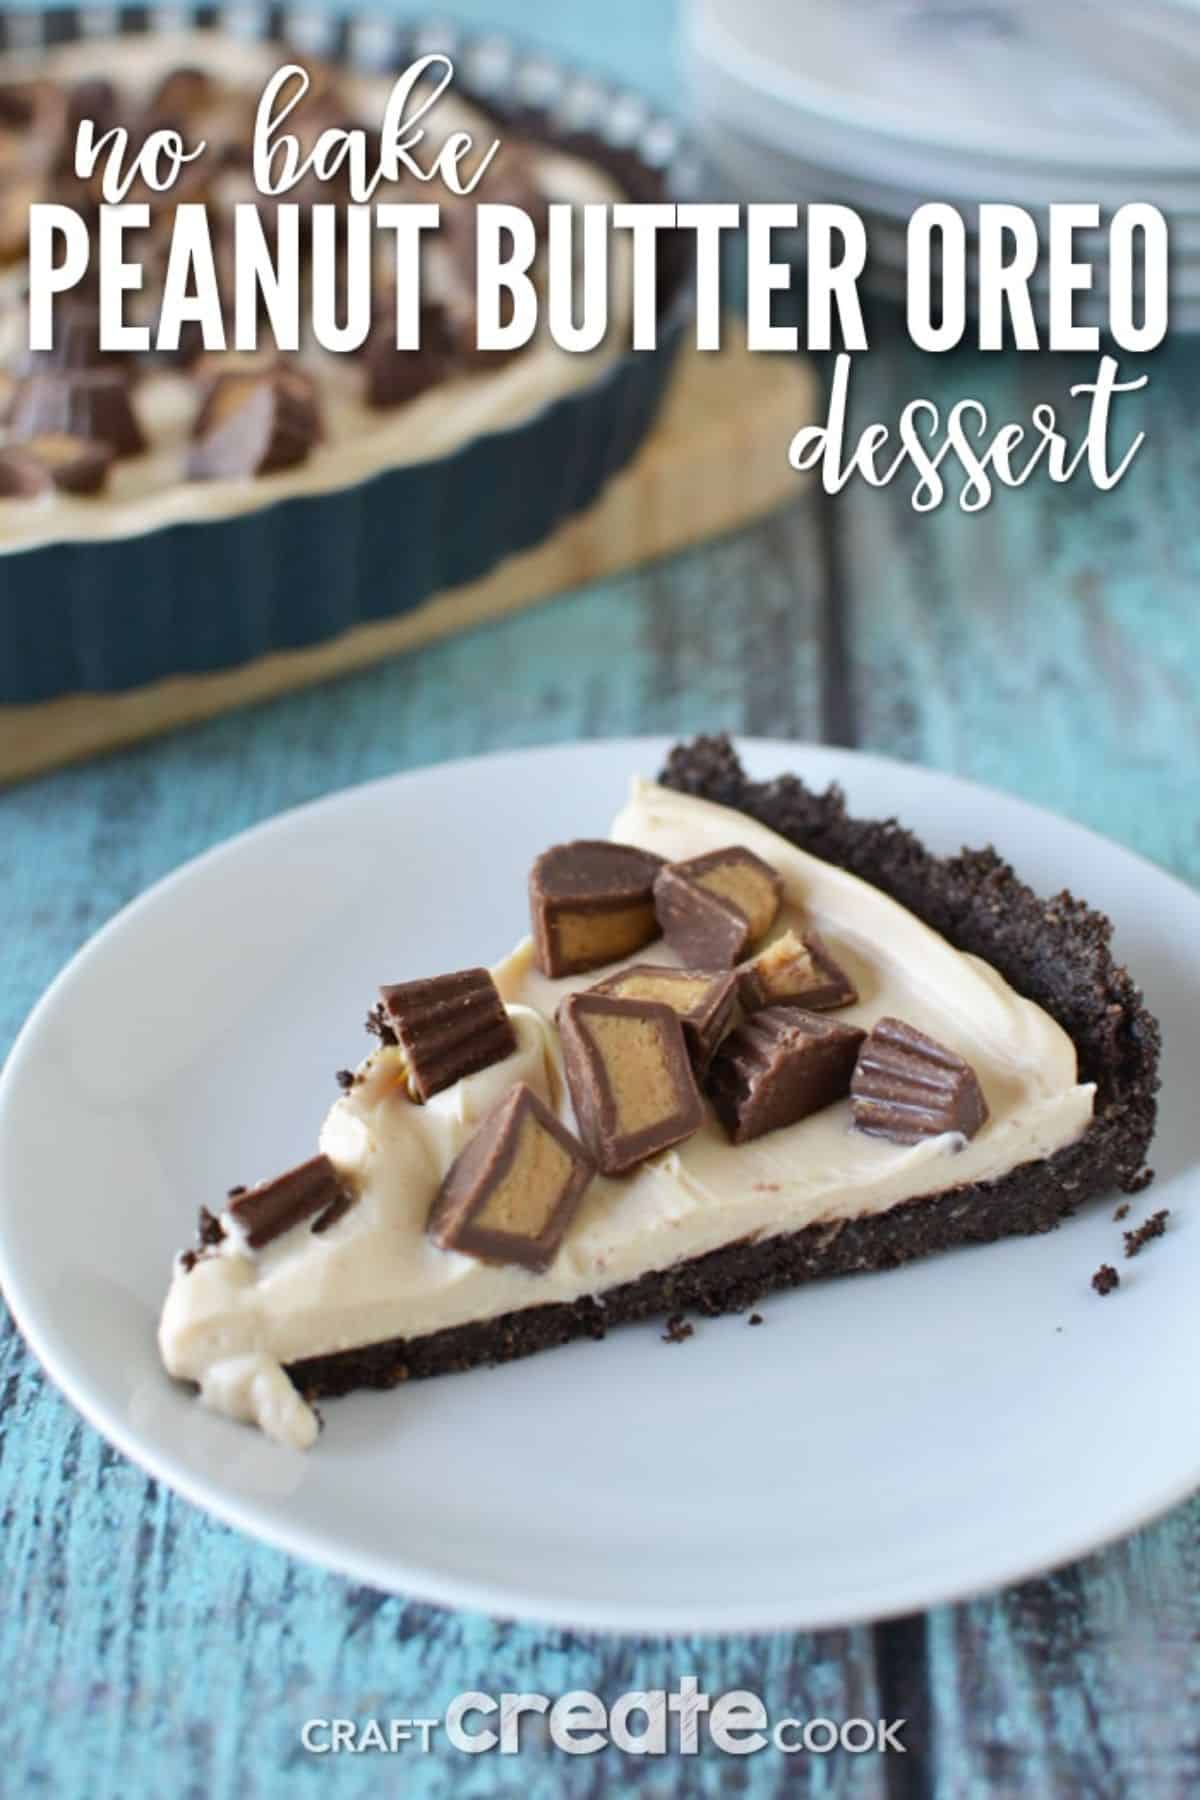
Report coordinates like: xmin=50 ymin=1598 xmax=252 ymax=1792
xmin=158 ymin=779 xmax=1095 ymax=1446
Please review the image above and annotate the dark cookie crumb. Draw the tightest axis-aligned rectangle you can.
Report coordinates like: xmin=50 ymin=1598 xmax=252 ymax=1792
xmin=662 ymin=1314 xmax=693 ymax=1344
xmin=1092 ymin=1263 xmax=1120 ymax=1295
xmin=226 ymin=1185 xmax=246 ymax=1199
xmin=182 ymin=1204 xmax=227 ymax=1273
xmin=198 ymin=1205 xmax=225 ymax=1245
xmin=1127 ymin=1167 xmax=1156 ymax=1195
xmin=1123 ymin=1209 xmax=1170 ymax=1259
xmin=1113 ymin=1203 xmax=1130 ymax=1221
xmin=748 ymin=1312 xmax=764 ymax=1326
xmin=365 ymin=1003 xmax=397 ymax=1045
xmin=335 ymin=1068 xmax=356 ymax=1092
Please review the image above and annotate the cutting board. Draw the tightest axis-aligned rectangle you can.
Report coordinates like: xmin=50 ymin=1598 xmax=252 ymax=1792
xmin=0 ymin=336 xmax=818 ymax=784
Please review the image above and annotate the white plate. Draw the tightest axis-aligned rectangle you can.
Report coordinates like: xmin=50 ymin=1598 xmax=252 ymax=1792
xmin=690 ymin=0 xmax=1200 ymax=171
xmin=695 ymin=62 xmax=1200 ymax=221
xmin=0 ymin=738 xmax=1195 ymax=1634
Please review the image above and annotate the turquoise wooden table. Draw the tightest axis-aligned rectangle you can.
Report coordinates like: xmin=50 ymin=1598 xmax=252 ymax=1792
xmin=3 ymin=4 xmax=1200 ymax=1796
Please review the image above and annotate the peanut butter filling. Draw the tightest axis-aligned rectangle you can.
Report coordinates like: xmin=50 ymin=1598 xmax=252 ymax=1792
xmin=555 ymin=902 xmax=658 ymax=970
xmin=158 ymin=782 xmax=1096 ymax=1450
xmin=585 ymin=1012 xmax=683 ymax=1136
xmin=694 ymin=861 xmax=779 ymax=937
xmin=474 ymin=1112 xmax=575 ymax=1237
xmin=601 ymin=970 xmax=713 ymax=1012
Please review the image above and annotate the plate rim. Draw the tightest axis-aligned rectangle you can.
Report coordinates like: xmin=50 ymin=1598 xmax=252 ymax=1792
xmin=688 ymin=2 xmax=1200 ymax=174
xmin=1 ymin=733 xmax=1196 ymax=1634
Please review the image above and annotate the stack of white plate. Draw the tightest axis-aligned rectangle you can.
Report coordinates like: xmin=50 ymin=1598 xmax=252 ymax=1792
xmin=688 ymin=0 xmax=1200 ymax=331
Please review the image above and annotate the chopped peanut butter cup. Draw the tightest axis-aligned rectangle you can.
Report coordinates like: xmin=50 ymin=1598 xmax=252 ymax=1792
xmin=529 ymin=840 xmax=664 ymax=977
xmin=558 ymin=991 xmax=703 ymax=1175
xmin=428 ymin=1083 xmax=594 ymax=1272
xmin=377 ymin=968 xmax=517 ymax=1103
xmin=188 ymin=369 xmax=321 ymax=480
xmin=145 ymin=65 xmax=219 ymax=127
xmin=10 ymin=370 xmax=145 ymax=457
xmin=707 ymin=1006 xmax=865 ymax=1144
xmin=738 ymin=927 xmax=858 ymax=1014
xmin=0 ymin=77 xmax=66 ymax=140
xmin=653 ymin=846 xmax=782 ymax=967
xmin=850 ymin=1018 xmax=989 ymax=1145
xmin=0 ymin=432 xmax=112 ymax=496
xmin=228 ymin=1153 xmax=354 ymax=1249
xmin=363 ymin=302 xmax=457 ymax=408
xmin=587 ymin=963 xmax=737 ymax=1075
xmin=0 ymin=444 xmax=47 ymax=497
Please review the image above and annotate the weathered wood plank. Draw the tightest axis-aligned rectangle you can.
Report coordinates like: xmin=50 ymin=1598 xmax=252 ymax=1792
xmin=834 ymin=304 xmax=1200 ymax=877
xmin=834 ymin=303 xmax=1200 ymax=1799
xmin=924 ymin=1514 xmax=1200 ymax=1800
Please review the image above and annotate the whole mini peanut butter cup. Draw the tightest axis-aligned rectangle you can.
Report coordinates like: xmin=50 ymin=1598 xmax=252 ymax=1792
xmin=376 ymin=968 xmax=517 ymax=1103
xmin=188 ymin=370 xmax=321 ymax=480
xmin=850 ymin=1017 xmax=989 ymax=1145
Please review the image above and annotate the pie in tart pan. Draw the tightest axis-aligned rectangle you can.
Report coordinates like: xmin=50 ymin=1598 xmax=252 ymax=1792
xmin=0 ymin=6 xmax=694 ymax=703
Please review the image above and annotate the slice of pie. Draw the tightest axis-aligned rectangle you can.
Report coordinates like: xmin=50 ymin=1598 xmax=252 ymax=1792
xmin=159 ymin=736 xmax=1159 ymax=1447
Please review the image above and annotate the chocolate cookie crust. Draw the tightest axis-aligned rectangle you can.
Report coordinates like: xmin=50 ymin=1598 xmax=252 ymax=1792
xmin=286 ymin=736 xmax=1160 ymax=1404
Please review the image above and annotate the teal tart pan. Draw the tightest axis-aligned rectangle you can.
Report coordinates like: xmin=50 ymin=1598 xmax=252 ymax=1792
xmin=0 ymin=6 xmax=695 ymax=703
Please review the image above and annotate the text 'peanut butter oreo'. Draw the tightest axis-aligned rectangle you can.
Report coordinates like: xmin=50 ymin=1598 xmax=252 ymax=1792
xmin=707 ymin=1006 xmax=865 ymax=1144
xmin=558 ymin=991 xmax=704 ymax=1175
xmin=377 ymin=968 xmax=517 ymax=1103
xmin=653 ymin=846 xmax=783 ymax=967
xmin=428 ymin=1083 xmax=594 ymax=1272
xmin=228 ymin=1153 xmax=354 ymax=1248
xmin=530 ymin=840 xmax=664 ymax=978
xmin=738 ymin=927 xmax=857 ymax=1014
xmin=587 ymin=963 xmax=737 ymax=1076
xmin=850 ymin=1017 xmax=989 ymax=1145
